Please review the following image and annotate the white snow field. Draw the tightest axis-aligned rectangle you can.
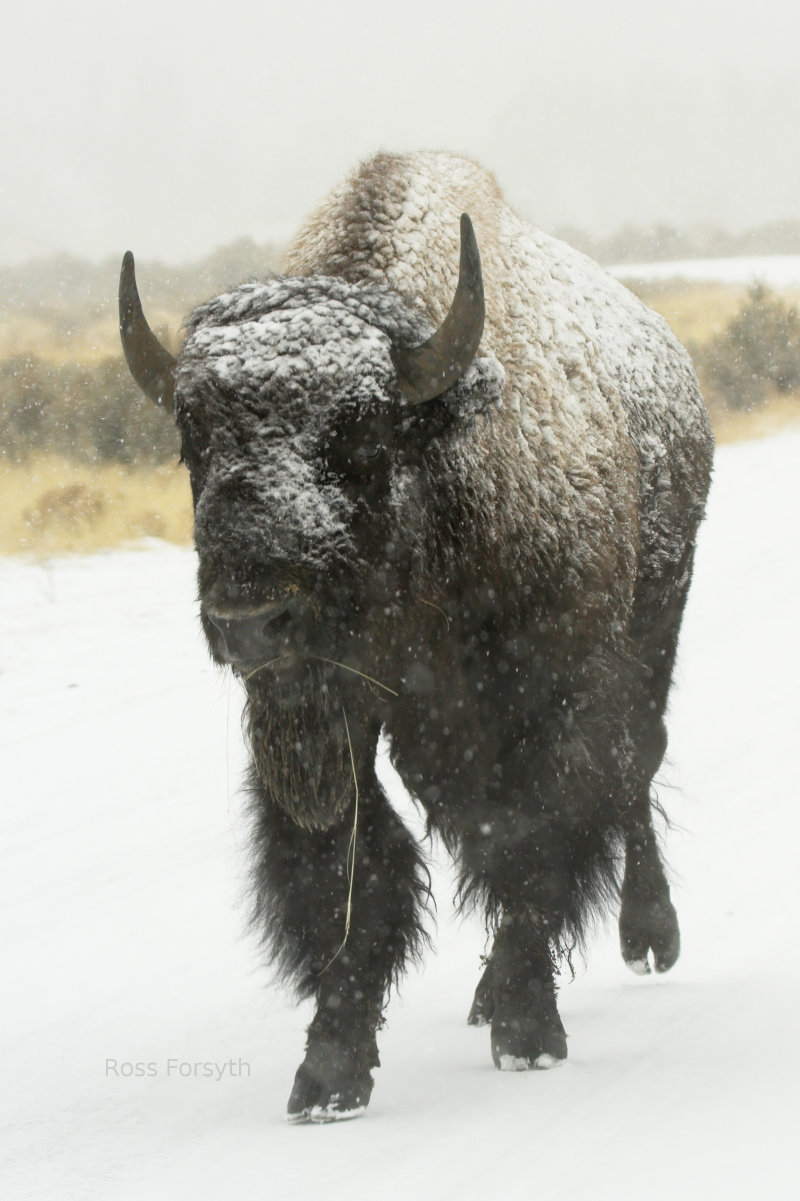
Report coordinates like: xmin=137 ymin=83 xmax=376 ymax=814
xmin=610 ymin=253 xmax=800 ymax=288
xmin=2 ymin=431 xmax=799 ymax=1201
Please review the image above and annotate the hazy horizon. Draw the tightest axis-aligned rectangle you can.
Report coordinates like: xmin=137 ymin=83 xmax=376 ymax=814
xmin=4 ymin=0 xmax=799 ymax=265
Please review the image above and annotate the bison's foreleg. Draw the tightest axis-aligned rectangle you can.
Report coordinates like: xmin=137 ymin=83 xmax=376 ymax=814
xmin=460 ymin=812 xmax=574 ymax=1070
xmin=473 ymin=912 xmax=568 ymax=1070
xmin=248 ymin=769 xmax=429 ymax=1122
xmin=459 ymin=663 xmax=635 ymax=1069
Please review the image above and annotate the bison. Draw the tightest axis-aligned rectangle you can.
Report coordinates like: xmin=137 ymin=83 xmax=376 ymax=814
xmin=119 ymin=151 xmax=713 ymax=1122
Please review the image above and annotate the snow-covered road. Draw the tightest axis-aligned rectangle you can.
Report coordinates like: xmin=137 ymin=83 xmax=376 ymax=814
xmin=2 ymin=432 xmax=799 ymax=1200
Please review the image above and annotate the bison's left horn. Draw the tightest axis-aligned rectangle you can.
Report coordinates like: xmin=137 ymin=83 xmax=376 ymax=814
xmin=119 ymin=251 xmax=177 ymax=412
xmin=390 ymin=213 xmax=485 ymax=405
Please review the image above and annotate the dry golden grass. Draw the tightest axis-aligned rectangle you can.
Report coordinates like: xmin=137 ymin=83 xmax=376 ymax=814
xmin=628 ymin=281 xmax=747 ymax=346
xmin=0 ymin=307 xmax=183 ymax=365
xmin=4 ymin=394 xmax=799 ymax=559
xmin=708 ymin=393 xmax=800 ymax=444
xmin=626 ymin=277 xmax=800 ymax=349
xmin=2 ymin=278 xmax=799 ymax=557
xmin=0 ymin=456 xmax=193 ymax=556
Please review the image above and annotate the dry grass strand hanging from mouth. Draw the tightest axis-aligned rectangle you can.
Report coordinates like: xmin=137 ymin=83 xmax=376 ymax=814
xmin=317 ymin=705 xmax=360 ymax=974
xmin=242 ymin=655 xmax=288 ymax=682
xmin=309 ymin=656 xmax=399 ymax=697
xmin=420 ymin=598 xmax=451 ymax=627
xmin=240 ymin=653 xmax=398 ymax=697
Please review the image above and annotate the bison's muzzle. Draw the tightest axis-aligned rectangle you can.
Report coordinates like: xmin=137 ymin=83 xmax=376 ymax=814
xmin=205 ymin=596 xmax=309 ymax=668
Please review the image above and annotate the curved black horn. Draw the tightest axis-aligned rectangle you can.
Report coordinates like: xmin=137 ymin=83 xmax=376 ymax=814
xmin=390 ymin=213 xmax=485 ymax=405
xmin=119 ymin=251 xmax=177 ymax=412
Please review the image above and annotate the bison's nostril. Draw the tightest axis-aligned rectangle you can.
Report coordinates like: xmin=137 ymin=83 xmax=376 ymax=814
xmin=206 ymin=602 xmax=297 ymax=663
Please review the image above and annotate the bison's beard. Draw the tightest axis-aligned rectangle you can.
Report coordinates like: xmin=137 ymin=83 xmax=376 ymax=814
xmin=245 ymin=675 xmax=357 ymax=831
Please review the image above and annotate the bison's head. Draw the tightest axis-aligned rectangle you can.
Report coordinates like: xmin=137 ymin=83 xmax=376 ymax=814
xmin=119 ymin=217 xmax=504 ymax=695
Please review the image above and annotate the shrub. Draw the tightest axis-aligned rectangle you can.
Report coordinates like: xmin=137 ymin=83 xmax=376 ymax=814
xmin=0 ymin=354 xmax=179 ymax=464
xmin=693 ymin=284 xmax=800 ymax=410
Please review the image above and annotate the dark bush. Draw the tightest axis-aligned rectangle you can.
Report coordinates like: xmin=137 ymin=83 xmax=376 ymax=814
xmin=0 ymin=356 xmax=56 ymax=459
xmin=693 ymin=284 xmax=800 ymax=410
xmin=0 ymin=354 xmax=179 ymax=464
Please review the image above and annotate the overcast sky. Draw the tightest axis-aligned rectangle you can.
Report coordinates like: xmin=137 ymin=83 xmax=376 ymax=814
xmin=3 ymin=0 xmax=798 ymax=263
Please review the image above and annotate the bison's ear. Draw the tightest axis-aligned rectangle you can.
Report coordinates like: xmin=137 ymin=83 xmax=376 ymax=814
xmin=119 ymin=251 xmax=177 ymax=413
xmin=443 ymin=352 xmax=505 ymax=418
xmin=391 ymin=213 xmax=485 ymax=405
xmin=396 ymin=353 xmax=504 ymax=457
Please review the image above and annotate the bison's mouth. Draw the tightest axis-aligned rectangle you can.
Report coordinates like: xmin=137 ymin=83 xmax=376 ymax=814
xmin=236 ymin=651 xmax=307 ymax=685
xmin=201 ymin=590 xmax=398 ymax=698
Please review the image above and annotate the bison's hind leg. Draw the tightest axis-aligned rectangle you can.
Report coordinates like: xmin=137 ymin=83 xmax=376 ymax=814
xmin=618 ymin=710 xmax=680 ymax=974
xmin=619 ymin=817 xmax=680 ymax=974
xmin=619 ymin=551 xmax=696 ymax=975
xmin=618 ymin=718 xmax=681 ymax=975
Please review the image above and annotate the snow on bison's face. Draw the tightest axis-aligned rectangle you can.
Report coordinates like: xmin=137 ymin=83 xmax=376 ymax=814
xmin=118 ymin=221 xmax=503 ymax=689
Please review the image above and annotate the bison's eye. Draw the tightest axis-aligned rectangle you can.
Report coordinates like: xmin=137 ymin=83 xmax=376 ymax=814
xmin=330 ymin=439 xmax=386 ymax=481
xmin=178 ymin=406 xmax=213 ymax=470
xmin=180 ymin=392 xmax=214 ymax=437
xmin=324 ymin=416 xmax=392 ymax=482
xmin=351 ymin=442 xmax=382 ymax=465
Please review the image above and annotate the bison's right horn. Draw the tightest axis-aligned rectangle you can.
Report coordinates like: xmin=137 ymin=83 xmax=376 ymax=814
xmin=119 ymin=251 xmax=177 ymax=412
xmin=390 ymin=213 xmax=485 ymax=405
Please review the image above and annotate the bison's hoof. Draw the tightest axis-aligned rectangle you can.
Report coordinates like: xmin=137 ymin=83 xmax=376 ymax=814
xmin=286 ymin=1057 xmax=373 ymax=1125
xmin=308 ymin=1100 xmax=367 ymax=1124
xmin=619 ymin=893 xmax=680 ymax=975
xmin=490 ymin=1008 xmax=568 ymax=1071
xmin=497 ymin=1051 xmax=566 ymax=1071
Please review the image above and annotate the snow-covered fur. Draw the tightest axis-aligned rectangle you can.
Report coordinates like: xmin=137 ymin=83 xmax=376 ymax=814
xmin=151 ymin=151 xmax=713 ymax=1121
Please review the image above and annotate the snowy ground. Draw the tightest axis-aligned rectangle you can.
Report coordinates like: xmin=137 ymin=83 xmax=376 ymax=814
xmin=610 ymin=253 xmax=800 ymax=288
xmin=2 ymin=432 xmax=799 ymax=1200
